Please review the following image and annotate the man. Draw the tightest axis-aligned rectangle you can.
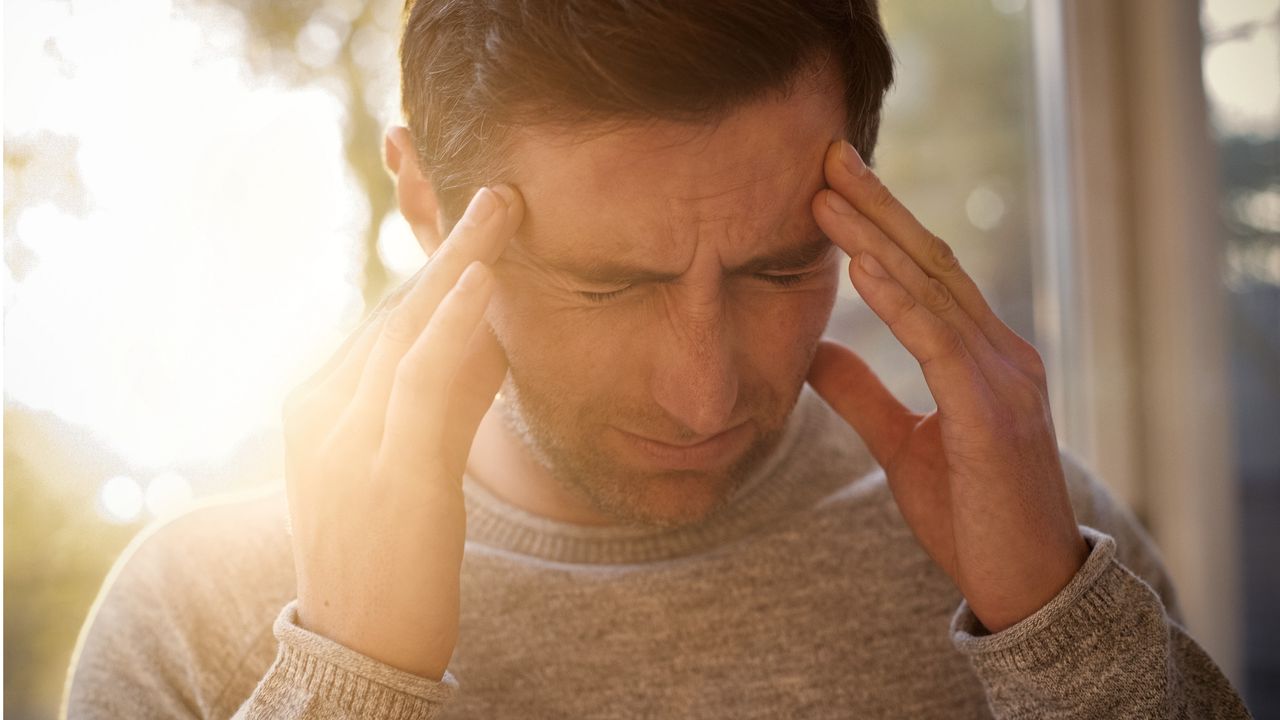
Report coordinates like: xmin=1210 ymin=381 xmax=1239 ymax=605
xmin=64 ymin=1 xmax=1250 ymax=718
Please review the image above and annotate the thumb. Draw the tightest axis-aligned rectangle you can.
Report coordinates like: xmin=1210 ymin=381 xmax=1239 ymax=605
xmin=807 ymin=339 xmax=914 ymax=468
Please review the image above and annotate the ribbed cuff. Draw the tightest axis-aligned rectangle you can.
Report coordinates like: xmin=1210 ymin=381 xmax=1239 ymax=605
xmin=258 ymin=601 xmax=458 ymax=719
xmin=949 ymin=526 xmax=1147 ymax=671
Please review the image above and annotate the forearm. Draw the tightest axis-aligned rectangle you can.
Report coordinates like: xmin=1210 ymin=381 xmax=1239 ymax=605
xmin=233 ymin=602 xmax=458 ymax=720
xmin=952 ymin=528 xmax=1251 ymax=719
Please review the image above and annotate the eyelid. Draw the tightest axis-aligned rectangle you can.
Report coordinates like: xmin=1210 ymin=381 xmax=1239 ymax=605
xmin=577 ymin=284 xmax=634 ymax=302
xmin=751 ymin=264 xmax=823 ymax=279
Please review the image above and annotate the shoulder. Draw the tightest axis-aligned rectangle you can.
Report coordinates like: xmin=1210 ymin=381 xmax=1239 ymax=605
xmin=103 ymin=484 xmax=295 ymax=613
xmin=65 ymin=485 xmax=295 ymax=718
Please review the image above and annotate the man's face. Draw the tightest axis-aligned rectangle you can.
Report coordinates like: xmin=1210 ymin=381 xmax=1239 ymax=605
xmin=487 ymin=73 xmax=847 ymax=527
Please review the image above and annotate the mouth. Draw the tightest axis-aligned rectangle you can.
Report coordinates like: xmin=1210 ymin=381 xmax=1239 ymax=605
xmin=610 ymin=422 xmax=752 ymax=470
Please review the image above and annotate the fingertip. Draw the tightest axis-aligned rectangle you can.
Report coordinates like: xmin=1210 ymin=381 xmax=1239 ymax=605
xmin=489 ymin=183 xmax=525 ymax=223
xmin=490 ymin=183 xmax=518 ymax=208
xmin=823 ymin=140 xmax=844 ymax=174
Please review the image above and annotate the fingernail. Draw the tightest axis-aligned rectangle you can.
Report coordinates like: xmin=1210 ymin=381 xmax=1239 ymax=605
xmin=490 ymin=184 xmax=516 ymax=208
xmin=467 ymin=187 xmax=500 ymax=223
xmin=840 ymin=141 xmax=867 ymax=176
xmin=458 ymin=262 xmax=491 ymax=291
xmin=825 ymin=190 xmax=856 ymax=216
xmin=859 ymin=253 xmax=887 ymax=278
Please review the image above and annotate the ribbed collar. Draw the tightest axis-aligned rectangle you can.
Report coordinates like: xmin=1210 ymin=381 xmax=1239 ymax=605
xmin=461 ymin=387 xmax=865 ymax=565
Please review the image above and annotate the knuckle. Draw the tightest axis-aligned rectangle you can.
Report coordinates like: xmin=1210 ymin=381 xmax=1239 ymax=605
xmin=1022 ymin=348 xmax=1049 ymax=387
xmin=928 ymin=234 xmax=960 ymax=275
xmin=1008 ymin=376 xmax=1049 ymax=419
xmin=890 ymin=288 xmax=920 ymax=319
xmin=382 ymin=305 xmax=421 ymax=344
xmin=393 ymin=354 xmax=443 ymax=396
xmin=393 ymin=361 xmax=425 ymax=394
xmin=924 ymin=277 xmax=956 ymax=313
xmin=937 ymin=327 xmax=968 ymax=360
xmin=1015 ymin=335 xmax=1045 ymax=367
xmin=870 ymin=179 xmax=899 ymax=212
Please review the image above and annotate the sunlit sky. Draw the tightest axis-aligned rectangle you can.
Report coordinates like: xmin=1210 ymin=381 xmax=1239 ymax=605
xmin=3 ymin=0 xmax=1277 ymax=522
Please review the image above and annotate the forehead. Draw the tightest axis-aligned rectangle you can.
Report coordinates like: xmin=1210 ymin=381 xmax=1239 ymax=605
xmin=503 ymin=70 xmax=847 ymax=266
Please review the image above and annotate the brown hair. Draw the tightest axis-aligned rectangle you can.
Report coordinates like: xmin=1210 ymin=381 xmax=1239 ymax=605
xmin=400 ymin=0 xmax=895 ymax=225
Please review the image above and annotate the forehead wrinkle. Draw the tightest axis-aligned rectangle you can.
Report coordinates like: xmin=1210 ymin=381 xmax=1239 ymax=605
xmin=507 ymin=216 xmax=830 ymax=286
xmin=656 ymin=155 xmax=820 ymax=254
xmin=507 ymin=154 xmax=827 ymax=284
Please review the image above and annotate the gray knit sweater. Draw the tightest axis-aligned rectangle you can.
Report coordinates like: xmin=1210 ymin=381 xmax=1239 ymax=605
xmin=63 ymin=388 xmax=1251 ymax=718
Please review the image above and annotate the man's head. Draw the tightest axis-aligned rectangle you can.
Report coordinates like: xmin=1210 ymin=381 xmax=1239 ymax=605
xmin=386 ymin=0 xmax=894 ymax=527
xmin=398 ymin=0 xmax=893 ymax=227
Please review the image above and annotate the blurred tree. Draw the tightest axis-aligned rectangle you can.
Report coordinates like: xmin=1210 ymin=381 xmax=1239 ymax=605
xmin=178 ymin=0 xmax=400 ymax=308
xmin=4 ymin=411 xmax=143 ymax=718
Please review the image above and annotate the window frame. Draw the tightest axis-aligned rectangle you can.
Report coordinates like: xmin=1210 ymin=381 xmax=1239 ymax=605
xmin=1031 ymin=0 xmax=1243 ymax=682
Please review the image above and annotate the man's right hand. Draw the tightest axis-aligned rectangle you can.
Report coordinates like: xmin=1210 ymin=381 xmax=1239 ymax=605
xmin=281 ymin=185 xmax=522 ymax=680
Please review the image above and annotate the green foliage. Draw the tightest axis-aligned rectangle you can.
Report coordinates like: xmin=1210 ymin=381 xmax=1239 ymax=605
xmin=4 ymin=411 xmax=142 ymax=719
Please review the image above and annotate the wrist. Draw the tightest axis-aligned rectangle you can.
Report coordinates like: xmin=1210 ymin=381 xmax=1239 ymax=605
xmin=972 ymin=531 xmax=1090 ymax=634
xmin=297 ymin=592 xmax=459 ymax=681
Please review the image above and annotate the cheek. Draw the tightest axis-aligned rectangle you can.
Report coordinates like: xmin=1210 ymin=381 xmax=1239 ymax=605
xmin=730 ymin=281 xmax=838 ymax=379
xmin=485 ymin=273 xmax=637 ymax=380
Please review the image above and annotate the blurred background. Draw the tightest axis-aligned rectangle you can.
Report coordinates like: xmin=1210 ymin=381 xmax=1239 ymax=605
xmin=3 ymin=0 xmax=1277 ymax=717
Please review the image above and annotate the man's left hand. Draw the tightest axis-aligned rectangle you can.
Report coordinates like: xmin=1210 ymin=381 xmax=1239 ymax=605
xmin=807 ymin=140 xmax=1089 ymax=634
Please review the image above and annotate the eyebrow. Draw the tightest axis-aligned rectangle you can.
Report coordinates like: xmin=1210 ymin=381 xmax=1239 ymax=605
xmin=532 ymin=233 xmax=835 ymax=285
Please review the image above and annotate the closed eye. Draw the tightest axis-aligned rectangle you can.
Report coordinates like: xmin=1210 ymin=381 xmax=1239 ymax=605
xmin=754 ymin=271 xmax=813 ymax=287
xmin=579 ymin=271 xmax=815 ymax=302
xmin=578 ymin=286 xmax=633 ymax=303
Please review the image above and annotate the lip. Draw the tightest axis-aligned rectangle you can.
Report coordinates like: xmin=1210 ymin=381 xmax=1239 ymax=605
xmin=611 ymin=423 xmax=752 ymax=470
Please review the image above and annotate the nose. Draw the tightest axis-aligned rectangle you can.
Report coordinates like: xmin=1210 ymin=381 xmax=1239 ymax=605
xmin=648 ymin=301 xmax=740 ymax=438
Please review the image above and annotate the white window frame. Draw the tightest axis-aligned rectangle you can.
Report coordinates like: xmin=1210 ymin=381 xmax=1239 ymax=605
xmin=1031 ymin=0 xmax=1242 ymax=682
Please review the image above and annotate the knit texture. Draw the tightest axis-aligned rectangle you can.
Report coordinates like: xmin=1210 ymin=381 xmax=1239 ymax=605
xmin=63 ymin=388 xmax=1251 ymax=719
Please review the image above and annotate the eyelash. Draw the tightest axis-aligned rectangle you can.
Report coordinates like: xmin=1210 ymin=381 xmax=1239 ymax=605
xmin=578 ymin=272 xmax=811 ymax=303
xmin=579 ymin=287 xmax=631 ymax=303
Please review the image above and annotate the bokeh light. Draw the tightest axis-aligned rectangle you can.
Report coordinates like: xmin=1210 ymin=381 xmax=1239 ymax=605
xmin=96 ymin=475 xmax=144 ymax=524
xmin=144 ymin=471 xmax=195 ymax=518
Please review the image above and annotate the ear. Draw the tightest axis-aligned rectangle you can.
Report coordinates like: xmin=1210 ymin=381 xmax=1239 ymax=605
xmin=384 ymin=125 xmax=444 ymax=253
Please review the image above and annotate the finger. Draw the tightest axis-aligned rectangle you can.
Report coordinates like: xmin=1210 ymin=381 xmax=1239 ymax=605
xmin=813 ymin=188 xmax=1005 ymax=378
xmin=848 ymin=250 xmax=996 ymax=427
xmin=822 ymin=141 xmax=1036 ymax=365
xmin=289 ymin=268 xmax=418 ymax=401
xmin=283 ymin=278 xmax=418 ymax=454
xmin=283 ymin=316 xmax=383 ymax=449
xmin=315 ymin=265 xmax=434 ymax=401
xmin=807 ymin=339 xmax=915 ymax=468
xmin=351 ymin=185 xmax=523 ymax=418
xmin=440 ymin=321 xmax=509 ymax=476
xmin=380 ymin=262 xmax=495 ymax=472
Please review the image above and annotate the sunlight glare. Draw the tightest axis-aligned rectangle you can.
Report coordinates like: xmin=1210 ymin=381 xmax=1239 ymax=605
xmin=5 ymin=2 xmax=370 ymax=472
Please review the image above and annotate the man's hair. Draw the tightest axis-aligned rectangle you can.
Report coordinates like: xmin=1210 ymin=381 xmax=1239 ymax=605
xmin=400 ymin=0 xmax=895 ymax=225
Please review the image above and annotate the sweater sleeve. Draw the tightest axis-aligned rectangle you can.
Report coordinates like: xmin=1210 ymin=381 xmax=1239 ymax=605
xmin=231 ymin=601 xmax=457 ymax=720
xmin=62 ymin=491 xmax=460 ymax=720
xmin=950 ymin=525 xmax=1252 ymax=718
